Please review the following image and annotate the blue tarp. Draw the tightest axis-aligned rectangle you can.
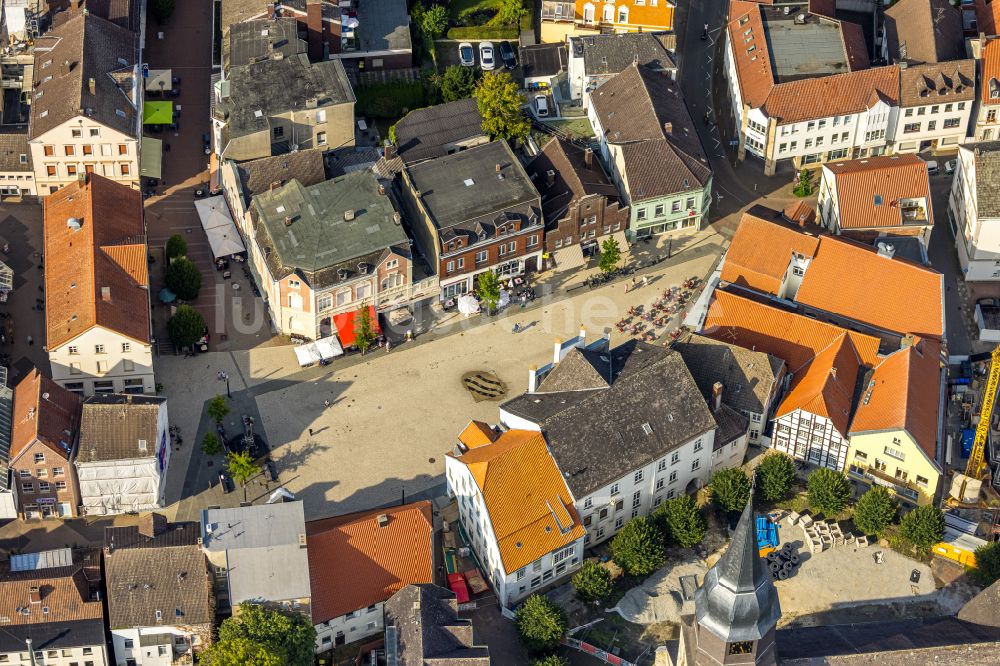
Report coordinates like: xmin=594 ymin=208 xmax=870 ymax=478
xmin=962 ymin=429 xmax=975 ymax=458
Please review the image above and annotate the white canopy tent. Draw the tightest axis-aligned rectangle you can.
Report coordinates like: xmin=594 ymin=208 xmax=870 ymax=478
xmin=457 ymin=294 xmax=481 ymax=316
xmin=195 ymin=196 xmax=246 ymax=259
xmin=293 ymin=338 xmax=344 ymax=366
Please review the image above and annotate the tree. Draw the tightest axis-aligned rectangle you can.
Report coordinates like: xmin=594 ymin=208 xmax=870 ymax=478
xmin=167 ymin=305 xmax=205 ymax=347
xmin=475 ymin=71 xmax=530 ymax=143
xmin=852 ymin=486 xmax=898 ymax=537
xmin=571 ymin=560 xmax=613 ymax=602
xmin=598 ymin=236 xmax=621 ymax=275
xmin=654 ymin=495 xmax=707 ymax=548
xmin=533 ymin=657 xmax=569 ymax=666
xmin=514 ymin=594 xmax=567 ymax=654
xmin=151 ymin=0 xmax=175 ymax=23
xmin=165 ymin=234 xmax=188 ymax=259
xmin=899 ymin=504 xmax=946 ymax=549
xmin=609 ymin=516 xmax=665 ymax=576
xmin=227 ymin=450 xmax=261 ymax=487
xmin=756 ymin=452 xmax=797 ymax=502
xmin=806 ymin=468 xmax=852 ymax=517
xmin=165 ymin=257 xmax=202 ymax=301
xmin=441 ymin=65 xmax=479 ymax=102
xmin=489 ymin=0 xmax=526 ymax=25
xmin=793 ymin=169 xmax=813 ymax=197
xmin=477 ymin=270 xmax=502 ymax=314
xmin=207 ymin=394 xmax=231 ymax=424
xmin=973 ymin=541 xmax=1000 ymax=587
xmin=420 ymin=4 xmax=449 ymax=39
xmin=202 ymin=431 xmax=223 ymax=456
xmin=201 ymin=603 xmax=316 ymax=666
xmin=354 ymin=306 xmax=377 ymax=354
xmin=711 ymin=468 xmax=751 ymax=514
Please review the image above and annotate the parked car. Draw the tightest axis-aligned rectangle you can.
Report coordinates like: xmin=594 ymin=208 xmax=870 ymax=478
xmin=926 ymin=160 xmax=940 ymax=175
xmin=459 ymin=42 xmax=475 ymax=67
xmin=479 ymin=42 xmax=495 ymax=71
xmin=218 ymin=471 xmax=234 ymax=494
xmin=499 ymin=41 xmax=517 ymax=69
xmin=945 ymin=159 xmax=957 ymax=175
xmin=534 ymin=94 xmax=549 ymax=118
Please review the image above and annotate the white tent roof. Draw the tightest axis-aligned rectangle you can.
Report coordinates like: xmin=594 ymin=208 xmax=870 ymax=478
xmin=293 ymin=338 xmax=343 ymax=366
xmin=195 ymin=196 xmax=246 ymax=259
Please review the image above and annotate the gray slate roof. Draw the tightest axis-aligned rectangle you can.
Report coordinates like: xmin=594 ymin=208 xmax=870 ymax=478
xmin=570 ymin=32 xmax=676 ymax=77
xmin=672 ymin=333 xmax=784 ymax=416
xmin=237 ymin=148 xmax=327 ymax=199
xmin=105 ymin=545 xmax=213 ymax=629
xmin=973 ymin=141 xmax=1000 ymax=218
xmin=356 ymin=0 xmax=412 ymax=53
xmin=0 ymin=129 xmax=31 ymax=173
xmin=520 ymin=43 xmax=567 ymax=79
xmin=251 ymin=170 xmax=408 ymax=288
xmin=29 ymin=13 xmax=138 ymax=140
xmin=0 ymin=619 xmax=106 ymax=653
xmin=228 ymin=18 xmax=304 ymax=68
xmin=105 ymin=513 xmax=200 ymax=551
xmin=713 ymin=403 xmax=749 ymax=449
xmin=77 ymin=394 xmax=165 ymax=463
xmin=201 ymin=502 xmax=311 ymax=605
xmin=384 ymin=584 xmax=491 ymax=665
xmin=695 ymin=496 xmax=781 ymax=643
xmin=393 ymin=98 xmax=485 ymax=165
xmin=501 ymin=341 xmax=718 ymax=497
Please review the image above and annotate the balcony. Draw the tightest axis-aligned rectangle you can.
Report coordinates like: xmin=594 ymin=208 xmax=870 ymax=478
xmin=849 ymin=464 xmax=922 ymax=502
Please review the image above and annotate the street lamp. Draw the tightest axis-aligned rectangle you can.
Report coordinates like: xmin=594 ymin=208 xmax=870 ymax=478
xmin=218 ymin=371 xmax=231 ymax=398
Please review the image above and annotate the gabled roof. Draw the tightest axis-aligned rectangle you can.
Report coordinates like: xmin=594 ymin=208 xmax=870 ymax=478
xmin=823 ymin=154 xmax=932 ymax=230
xmin=975 ymin=0 xmax=1000 ymax=37
xmin=884 ymin=0 xmax=964 ymax=64
xmin=105 ymin=545 xmax=213 ymax=629
xmin=796 ymin=236 xmax=944 ymax=339
xmin=77 ymin=394 xmax=165 ymax=463
xmin=236 ymin=149 xmax=327 ymax=200
xmin=702 ymin=290 xmax=882 ymax=372
xmin=721 ymin=213 xmax=820 ymax=294
xmin=43 ymin=174 xmax=149 ymax=349
xmin=458 ymin=420 xmax=499 ymax=450
xmin=536 ymin=346 xmax=609 ymax=392
xmin=849 ymin=338 xmax=942 ymax=461
xmin=50 ymin=0 xmax=142 ymax=33
xmin=305 ymin=501 xmax=433 ymax=624
xmin=0 ymin=129 xmax=32 ymax=173
xmin=528 ymin=138 xmax=620 ymax=221
xmin=899 ymin=60 xmax=975 ymax=107
xmin=384 ymin=584 xmax=490 ymax=664
xmin=0 ymin=561 xmax=104 ymax=626
xmin=762 ymin=66 xmax=900 ymax=124
xmin=982 ymin=39 xmax=1000 ymax=106
xmin=11 ymin=369 xmax=80 ymax=462
xmin=569 ymin=32 xmax=676 ymax=77
xmin=392 ymin=98 xmax=485 ymax=165
xmin=29 ymin=13 xmax=138 ymax=140
xmin=449 ymin=430 xmax=584 ymax=573
xmin=775 ymin=334 xmax=864 ymax=436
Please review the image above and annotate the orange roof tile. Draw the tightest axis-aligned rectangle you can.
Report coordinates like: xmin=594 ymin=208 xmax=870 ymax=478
xmin=10 ymin=368 xmax=81 ymax=462
xmin=796 ymin=236 xmax=944 ymax=339
xmin=976 ymin=0 xmax=1000 ymax=37
xmin=702 ymin=290 xmax=882 ymax=371
xmin=849 ymin=338 xmax=942 ymax=461
xmin=726 ymin=0 xmax=776 ymax=109
xmin=783 ymin=200 xmax=816 ymax=227
xmin=458 ymin=420 xmax=498 ymax=450
xmin=0 ymin=566 xmax=104 ymax=626
xmin=721 ymin=213 xmax=820 ymax=295
xmin=774 ymin=334 xmax=863 ymax=436
xmin=763 ymin=66 xmax=900 ymax=124
xmin=305 ymin=501 xmax=433 ymax=624
xmin=44 ymin=174 xmax=150 ymax=349
xmin=982 ymin=38 xmax=1000 ymax=106
xmin=449 ymin=430 xmax=585 ymax=573
xmin=823 ymin=155 xmax=932 ymax=230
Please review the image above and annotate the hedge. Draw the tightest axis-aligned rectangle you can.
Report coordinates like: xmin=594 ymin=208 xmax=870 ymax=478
xmin=446 ymin=26 xmax=520 ymax=40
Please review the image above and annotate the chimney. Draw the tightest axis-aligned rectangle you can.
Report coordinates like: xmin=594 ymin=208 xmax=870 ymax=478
xmin=383 ymin=142 xmax=397 ymax=160
xmin=584 ymin=148 xmax=594 ymax=169
xmin=344 ymin=209 xmax=355 ymax=221
xmin=527 ymin=365 xmax=539 ymax=392
xmin=711 ymin=382 xmax=723 ymax=413
xmin=88 ymin=77 xmax=96 ymax=96
xmin=496 ymin=163 xmax=502 ymax=173
xmin=284 ymin=216 xmax=294 ymax=227
xmin=876 ymin=242 xmax=895 ymax=259
xmin=664 ymin=122 xmax=673 ymax=135
xmin=830 ymin=367 xmax=838 ymax=380
xmin=545 ymin=169 xmax=556 ymax=187
xmin=61 ymin=60 xmax=70 ymax=75
xmin=29 ymin=586 xmax=41 ymax=604
xmin=553 ymin=337 xmax=563 ymax=364
xmin=377 ymin=513 xmax=390 ymax=528
xmin=306 ymin=1 xmax=326 ymax=62
xmin=100 ymin=286 xmax=110 ymax=302
xmin=378 ymin=183 xmax=386 ymax=195
xmin=576 ymin=326 xmax=587 ymax=348
xmin=138 ymin=513 xmax=167 ymax=538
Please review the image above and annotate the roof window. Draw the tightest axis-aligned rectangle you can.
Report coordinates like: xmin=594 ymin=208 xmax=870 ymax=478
xmin=873 ymin=195 xmax=883 ymax=206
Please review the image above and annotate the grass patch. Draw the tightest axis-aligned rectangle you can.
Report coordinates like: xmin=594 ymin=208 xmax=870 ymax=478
xmin=446 ymin=25 xmax=519 ymax=39
xmin=355 ymin=81 xmax=426 ymax=119
xmin=544 ymin=118 xmax=595 ymax=139
xmin=449 ymin=0 xmax=501 ymax=20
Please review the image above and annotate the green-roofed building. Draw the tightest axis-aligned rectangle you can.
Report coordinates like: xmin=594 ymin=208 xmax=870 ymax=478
xmin=247 ymin=171 xmax=412 ymax=338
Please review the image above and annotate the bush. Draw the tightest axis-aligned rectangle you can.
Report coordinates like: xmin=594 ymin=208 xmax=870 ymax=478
xmin=441 ymin=65 xmax=480 ymax=102
xmin=202 ymin=432 xmax=223 ymax=456
xmin=806 ymin=468 xmax=852 ymax=517
xmin=899 ymin=505 xmax=945 ymax=549
xmin=355 ymin=81 xmax=426 ymax=118
xmin=514 ymin=594 xmax=567 ymax=654
xmin=488 ymin=0 xmax=526 ymax=25
xmin=711 ymin=468 xmax=751 ymax=514
xmin=609 ymin=516 xmax=665 ymax=576
xmin=165 ymin=257 xmax=202 ymax=301
xmin=165 ymin=234 xmax=187 ymax=259
xmin=973 ymin=541 xmax=1000 ymax=586
xmin=446 ymin=25 xmax=520 ymax=40
xmin=756 ymin=452 xmax=796 ymax=502
xmin=207 ymin=394 xmax=230 ymax=424
xmin=533 ymin=657 xmax=569 ymax=666
xmin=852 ymin=486 xmax=898 ymax=537
xmin=421 ymin=4 xmax=450 ymax=39
xmin=167 ymin=305 xmax=205 ymax=348
xmin=793 ymin=169 xmax=813 ymax=197
xmin=201 ymin=603 xmax=315 ymax=666
xmin=571 ymin=561 xmax=613 ymax=602
xmin=654 ymin=495 xmax=708 ymax=548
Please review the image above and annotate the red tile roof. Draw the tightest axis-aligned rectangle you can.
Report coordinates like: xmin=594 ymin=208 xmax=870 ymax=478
xmin=796 ymin=236 xmax=944 ymax=339
xmin=982 ymin=38 xmax=1000 ymax=106
xmin=10 ymin=369 xmax=81 ymax=462
xmin=43 ymin=174 xmax=150 ymax=349
xmin=0 ymin=566 xmax=104 ymax=625
xmin=762 ymin=66 xmax=900 ymax=124
xmin=975 ymin=0 xmax=1000 ymax=36
xmin=305 ymin=501 xmax=433 ymax=624
xmin=726 ymin=0 xmax=776 ymax=109
xmin=822 ymin=155 xmax=932 ymax=230
xmin=721 ymin=213 xmax=820 ymax=295
xmin=849 ymin=338 xmax=943 ymax=461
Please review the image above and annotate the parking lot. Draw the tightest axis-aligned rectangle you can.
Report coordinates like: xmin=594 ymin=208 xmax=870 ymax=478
xmin=435 ymin=39 xmax=520 ymax=73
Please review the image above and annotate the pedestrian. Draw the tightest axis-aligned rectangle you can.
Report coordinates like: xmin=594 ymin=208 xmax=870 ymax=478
xmin=323 ymin=399 xmax=331 ymax=408
xmin=642 ymin=275 xmax=649 ymax=288
xmin=512 ymin=322 xmax=521 ymax=334
xmin=308 ymin=428 xmax=313 ymax=437
xmin=26 ymin=335 xmax=32 ymax=346
xmin=386 ymin=339 xmax=391 ymax=352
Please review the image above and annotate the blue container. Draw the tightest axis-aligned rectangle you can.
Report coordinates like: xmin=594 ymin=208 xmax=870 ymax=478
xmin=962 ymin=429 xmax=975 ymax=458
xmin=755 ymin=515 xmax=778 ymax=549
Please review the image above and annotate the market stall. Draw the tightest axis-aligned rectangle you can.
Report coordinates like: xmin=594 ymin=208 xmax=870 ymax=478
xmin=293 ymin=338 xmax=344 ymax=367
xmin=332 ymin=306 xmax=381 ymax=349
xmin=195 ymin=196 xmax=246 ymax=259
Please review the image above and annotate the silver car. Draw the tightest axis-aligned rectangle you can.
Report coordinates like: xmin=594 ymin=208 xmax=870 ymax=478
xmin=479 ymin=42 xmax=495 ymax=71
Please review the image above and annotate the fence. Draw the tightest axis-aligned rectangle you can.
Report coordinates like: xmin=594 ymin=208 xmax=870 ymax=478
xmin=563 ymin=637 xmax=637 ymax=666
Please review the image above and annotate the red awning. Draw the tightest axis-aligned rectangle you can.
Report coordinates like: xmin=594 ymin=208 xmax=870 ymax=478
xmin=447 ymin=573 xmax=470 ymax=603
xmin=332 ymin=305 xmax=381 ymax=348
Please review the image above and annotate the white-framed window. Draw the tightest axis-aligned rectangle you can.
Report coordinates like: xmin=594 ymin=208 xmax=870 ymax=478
xmin=336 ymin=289 xmax=351 ymax=306
xmin=317 ymin=132 xmax=327 ymax=146
xmin=316 ymin=109 xmax=327 ymax=123
xmin=33 ymin=453 xmax=44 ymax=464
xmin=655 ymin=478 xmax=665 ymax=490
xmin=386 ymin=259 xmax=399 ymax=270
xmin=692 ymin=459 xmax=700 ymax=471
xmin=634 ymin=470 xmax=643 ymax=484
xmin=615 ymin=516 xmax=624 ymax=529
xmin=317 ymin=294 xmax=333 ymax=310
xmin=18 ymin=469 xmax=30 ymax=478
xmin=584 ymin=497 xmax=593 ymax=509
xmin=632 ymin=490 xmax=641 ymax=507
xmin=381 ymin=273 xmax=404 ymax=290
xmin=657 ymin=458 xmax=667 ymax=472
xmin=610 ymin=482 xmax=620 ymax=495
xmin=95 ymin=344 xmax=105 ymax=354
xmin=121 ymin=342 xmax=131 ymax=352
xmin=671 ymin=451 xmax=680 ymax=464
xmin=617 ymin=5 xmax=628 ymax=22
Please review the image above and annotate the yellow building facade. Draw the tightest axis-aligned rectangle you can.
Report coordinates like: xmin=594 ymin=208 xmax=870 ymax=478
xmin=539 ymin=0 xmax=674 ymax=43
xmin=845 ymin=430 xmax=941 ymax=507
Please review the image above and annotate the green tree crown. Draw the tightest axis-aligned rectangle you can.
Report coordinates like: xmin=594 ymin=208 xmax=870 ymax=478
xmin=806 ymin=468 xmax=852 ymax=517
xmin=571 ymin=560 xmax=613 ymax=602
xmin=202 ymin=603 xmax=316 ymax=666
xmin=609 ymin=516 xmax=666 ymax=576
xmin=227 ymin=451 xmax=261 ymax=487
xmin=207 ymin=394 xmax=230 ymax=424
xmin=756 ymin=453 xmax=796 ymax=502
xmin=598 ymin=237 xmax=621 ymax=275
xmin=354 ymin=306 xmax=377 ymax=354
xmin=654 ymin=495 xmax=707 ymax=548
xmin=711 ymin=468 xmax=751 ymax=514
xmin=899 ymin=504 xmax=945 ymax=549
xmin=852 ymin=486 xmax=898 ymax=537
xmin=477 ymin=271 xmax=502 ymax=314
xmin=515 ymin=594 xmax=568 ymax=653
xmin=475 ymin=71 xmax=530 ymax=143
xmin=165 ymin=257 xmax=202 ymax=301
xmin=165 ymin=234 xmax=188 ymax=259
xmin=167 ymin=305 xmax=205 ymax=347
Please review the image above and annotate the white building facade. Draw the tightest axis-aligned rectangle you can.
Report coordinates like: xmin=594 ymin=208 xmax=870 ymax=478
xmin=950 ymin=141 xmax=1000 ymax=281
xmin=771 ymin=409 xmax=849 ymax=472
xmin=49 ymin=327 xmax=155 ymax=397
